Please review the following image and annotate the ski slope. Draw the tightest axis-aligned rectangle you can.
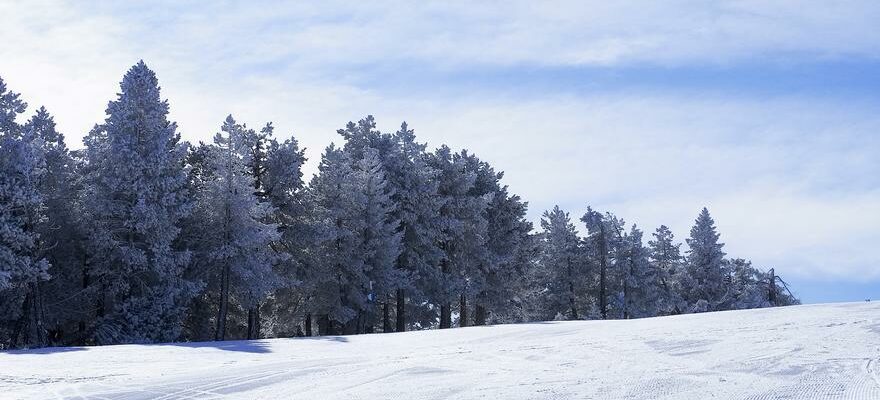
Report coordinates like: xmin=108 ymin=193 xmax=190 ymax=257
xmin=1 ymin=302 xmax=879 ymax=399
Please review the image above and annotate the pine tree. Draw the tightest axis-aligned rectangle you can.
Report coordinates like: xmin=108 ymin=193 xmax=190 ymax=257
xmin=336 ymin=118 xmax=444 ymax=332
xmin=309 ymin=145 xmax=401 ymax=334
xmin=259 ymin=128 xmax=311 ymax=338
xmin=536 ymin=206 xmax=582 ymax=320
xmin=473 ymin=179 xmax=532 ymax=325
xmin=0 ymin=78 xmax=51 ymax=348
xmin=387 ymin=122 xmax=443 ymax=332
xmin=427 ymin=146 xmax=489 ymax=328
xmin=581 ymin=208 xmax=625 ymax=319
xmin=648 ymin=225 xmax=684 ymax=315
xmin=681 ymin=207 xmax=727 ymax=313
xmin=22 ymin=107 xmax=85 ymax=346
xmin=79 ymin=62 xmax=195 ymax=344
xmin=618 ymin=225 xmax=661 ymax=319
xmin=202 ymin=116 xmax=281 ymax=341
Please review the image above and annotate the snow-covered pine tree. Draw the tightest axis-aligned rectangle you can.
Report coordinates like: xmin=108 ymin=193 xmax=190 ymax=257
xmin=309 ymin=145 xmax=402 ymax=334
xmin=179 ymin=142 xmax=220 ymax=341
xmin=259 ymin=128 xmax=311 ymax=338
xmin=22 ymin=107 xmax=86 ymax=346
xmin=452 ymin=150 xmax=531 ymax=326
xmin=726 ymin=258 xmax=767 ymax=309
xmin=536 ymin=206 xmax=583 ymax=320
xmin=352 ymin=148 xmax=403 ymax=333
xmin=79 ymin=62 xmax=195 ymax=344
xmin=581 ymin=208 xmax=625 ymax=319
xmin=648 ymin=225 xmax=685 ymax=315
xmin=681 ymin=207 xmax=728 ymax=313
xmin=618 ymin=225 xmax=661 ymax=319
xmin=0 ymin=78 xmax=51 ymax=349
xmin=474 ymin=183 xmax=533 ymax=325
xmin=426 ymin=146 xmax=490 ymax=329
xmin=387 ymin=122 xmax=443 ymax=332
xmin=336 ymin=118 xmax=445 ymax=332
xmin=203 ymin=116 xmax=281 ymax=341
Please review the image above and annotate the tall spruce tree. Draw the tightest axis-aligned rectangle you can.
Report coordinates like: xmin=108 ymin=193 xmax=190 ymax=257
xmin=648 ymin=225 xmax=684 ymax=315
xmin=79 ymin=62 xmax=195 ymax=344
xmin=536 ymin=206 xmax=582 ymax=320
xmin=681 ymin=207 xmax=728 ymax=312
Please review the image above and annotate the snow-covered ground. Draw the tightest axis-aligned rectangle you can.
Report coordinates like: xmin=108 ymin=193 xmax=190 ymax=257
xmin=1 ymin=302 xmax=878 ymax=399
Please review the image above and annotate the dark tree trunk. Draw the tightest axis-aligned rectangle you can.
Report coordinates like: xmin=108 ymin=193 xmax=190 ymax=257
xmin=12 ymin=282 xmax=46 ymax=349
xmin=566 ymin=257 xmax=579 ymax=320
xmin=304 ymin=313 xmax=312 ymax=336
xmin=396 ymin=288 xmax=406 ymax=332
xmin=439 ymin=303 xmax=452 ymax=329
xmin=319 ymin=314 xmax=338 ymax=336
xmin=214 ymin=264 xmax=230 ymax=341
xmin=246 ymin=306 xmax=261 ymax=340
xmin=474 ymin=304 xmax=487 ymax=326
xmin=78 ymin=255 xmax=90 ymax=345
xmin=598 ymin=225 xmax=608 ymax=319
xmin=768 ymin=268 xmax=777 ymax=306
xmin=382 ymin=302 xmax=392 ymax=333
xmin=459 ymin=293 xmax=468 ymax=327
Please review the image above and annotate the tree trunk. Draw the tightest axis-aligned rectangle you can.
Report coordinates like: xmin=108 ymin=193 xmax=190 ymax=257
xmin=439 ymin=303 xmax=452 ymax=329
xmin=396 ymin=288 xmax=406 ymax=332
xmin=474 ymin=304 xmax=487 ymax=326
xmin=304 ymin=313 xmax=312 ymax=336
xmin=459 ymin=293 xmax=468 ymax=327
xmin=598 ymin=226 xmax=608 ymax=319
xmin=566 ymin=257 xmax=579 ymax=320
xmin=79 ymin=254 xmax=90 ymax=345
xmin=214 ymin=264 xmax=230 ymax=341
xmin=32 ymin=281 xmax=46 ymax=347
xmin=246 ymin=306 xmax=260 ymax=340
xmin=768 ymin=268 xmax=777 ymax=306
xmin=318 ymin=314 xmax=329 ymax=336
xmin=382 ymin=302 xmax=392 ymax=333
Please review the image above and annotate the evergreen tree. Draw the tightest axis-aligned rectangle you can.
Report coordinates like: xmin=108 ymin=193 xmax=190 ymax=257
xmin=202 ymin=116 xmax=281 ymax=341
xmin=618 ymin=225 xmax=661 ymax=318
xmin=22 ymin=107 xmax=85 ymax=346
xmin=309 ymin=145 xmax=402 ymax=334
xmin=387 ymin=122 xmax=443 ymax=332
xmin=0 ymin=78 xmax=50 ymax=348
xmin=581 ymin=208 xmax=625 ymax=319
xmin=336 ymin=117 xmax=444 ymax=332
xmin=472 ymin=178 xmax=532 ymax=325
xmin=260 ymin=128 xmax=311 ymax=338
xmin=79 ymin=62 xmax=195 ymax=344
xmin=681 ymin=207 xmax=727 ymax=312
xmin=427 ymin=147 xmax=490 ymax=328
xmin=648 ymin=225 xmax=684 ymax=315
xmin=536 ymin=206 xmax=582 ymax=320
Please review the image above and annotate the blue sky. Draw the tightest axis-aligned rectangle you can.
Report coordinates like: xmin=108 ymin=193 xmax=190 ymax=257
xmin=1 ymin=1 xmax=878 ymax=303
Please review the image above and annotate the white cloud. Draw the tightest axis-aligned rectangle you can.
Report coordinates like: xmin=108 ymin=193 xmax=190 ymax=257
xmin=0 ymin=0 xmax=878 ymax=283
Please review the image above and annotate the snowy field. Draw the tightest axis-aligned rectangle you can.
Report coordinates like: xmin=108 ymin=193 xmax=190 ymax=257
xmin=1 ymin=302 xmax=879 ymax=400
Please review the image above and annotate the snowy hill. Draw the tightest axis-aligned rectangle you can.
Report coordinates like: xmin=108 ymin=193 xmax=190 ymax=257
xmin=2 ymin=302 xmax=878 ymax=400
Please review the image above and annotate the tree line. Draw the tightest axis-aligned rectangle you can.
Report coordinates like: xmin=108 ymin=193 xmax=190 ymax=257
xmin=0 ymin=62 xmax=798 ymax=349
